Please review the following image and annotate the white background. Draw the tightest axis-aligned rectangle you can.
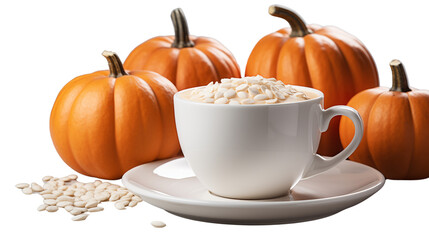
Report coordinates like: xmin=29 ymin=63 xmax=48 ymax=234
xmin=1 ymin=0 xmax=428 ymax=239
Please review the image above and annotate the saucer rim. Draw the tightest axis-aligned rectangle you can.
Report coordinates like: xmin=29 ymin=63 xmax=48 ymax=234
xmin=122 ymin=157 xmax=385 ymax=207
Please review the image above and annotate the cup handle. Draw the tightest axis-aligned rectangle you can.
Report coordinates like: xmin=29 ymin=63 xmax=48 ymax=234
xmin=303 ymin=105 xmax=364 ymax=178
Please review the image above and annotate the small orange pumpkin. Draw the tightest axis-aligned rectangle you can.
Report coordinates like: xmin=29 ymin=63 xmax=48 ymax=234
xmin=124 ymin=8 xmax=241 ymax=91
xmin=340 ymin=60 xmax=429 ymax=179
xmin=50 ymin=51 xmax=180 ymax=180
xmin=245 ymin=5 xmax=379 ymax=156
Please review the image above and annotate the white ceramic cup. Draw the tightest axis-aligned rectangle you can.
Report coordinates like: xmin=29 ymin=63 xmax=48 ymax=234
xmin=174 ymin=86 xmax=363 ymax=200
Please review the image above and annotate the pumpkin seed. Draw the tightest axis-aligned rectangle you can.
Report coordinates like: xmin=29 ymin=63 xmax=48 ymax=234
xmin=224 ymin=89 xmax=236 ymax=99
xmin=151 ymin=221 xmax=166 ymax=228
xmin=37 ymin=204 xmax=48 ymax=211
xmin=87 ymin=207 xmax=104 ymax=212
xmin=85 ymin=199 xmax=99 ymax=208
xmin=46 ymin=206 xmax=58 ymax=212
xmin=16 ymin=183 xmax=29 ymax=189
xmin=42 ymin=176 xmax=53 ymax=182
xmin=254 ymin=94 xmax=268 ymax=100
xmin=128 ymin=201 xmax=138 ymax=207
xmin=214 ymin=97 xmax=228 ymax=104
xmin=72 ymin=214 xmax=88 ymax=221
xmin=22 ymin=187 xmax=33 ymax=195
xmin=57 ymin=201 xmax=73 ymax=208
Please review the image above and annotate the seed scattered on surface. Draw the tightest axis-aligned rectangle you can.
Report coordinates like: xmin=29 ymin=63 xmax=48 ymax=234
xmin=70 ymin=208 xmax=87 ymax=216
xmin=42 ymin=194 xmax=57 ymax=199
xmin=65 ymin=205 xmax=74 ymax=212
xmin=95 ymin=192 xmax=110 ymax=202
xmin=22 ymin=187 xmax=33 ymax=195
xmin=46 ymin=206 xmax=58 ymax=212
xmin=43 ymin=199 xmax=57 ymax=206
xmin=17 ymin=175 xmax=141 ymax=221
xmin=37 ymin=204 xmax=48 ymax=211
xmin=42 ymin=176 xmax=53 ymax=182
xmin=16 ymin=183 xmax=29 ymax=189
xmin=85 ymin=199 xmax=99 ymax=209
xmin=57 ymin=201 xmax=73 ymax=208
xmin=72 ymin=214 xmax=89 ymax=221
xmin=40 ymin=190 xmax=52 ymax=195
xmin=74 ymin=201 xmax=87 ymax=207
xmin=88 ymin=207 xmax=104 ymax=212
xmin=151 ymin=221 xmax=166 ymax=228
xmin=114 ymin=201 xmax=127 ymax=210
xmin=67 ymin=174 xmax=78 ymax=180
xmin=132 ymin=196 xmax=143 ymax=202
xmin=57 ymin=196 xmax=74 ymax=202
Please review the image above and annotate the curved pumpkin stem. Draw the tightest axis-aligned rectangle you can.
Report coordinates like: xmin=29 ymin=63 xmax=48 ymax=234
xmin=269 ymin=5 xmax=311 ymax=37
xmin=171 ymin=8 xmax=195 ymax=48
xmin=102 ymin=51 xmax=128 ymax=78
xmin=390 ymin=59 xmax=411 ymax=92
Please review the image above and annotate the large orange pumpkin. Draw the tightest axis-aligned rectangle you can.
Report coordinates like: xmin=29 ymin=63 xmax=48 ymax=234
xmin=245 ymin=5 xmax=379 ymax=156
xmin=124 ymin=8 xmax=241 ymax=91
xmin=50 ymin=51 xmax=180 ymax=180
xmin=340 ymin=60 xmax=429 ymax=179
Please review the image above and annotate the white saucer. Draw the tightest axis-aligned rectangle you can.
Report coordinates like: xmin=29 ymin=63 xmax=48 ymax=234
xmin=122 ymin=157 xmax=385 ymax=225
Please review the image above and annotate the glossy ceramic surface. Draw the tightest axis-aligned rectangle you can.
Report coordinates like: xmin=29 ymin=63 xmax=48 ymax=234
xmin=174 ymin=86 xmax=363 ymax=199
xmin=122 ymin=157 xmax=385 ymax=225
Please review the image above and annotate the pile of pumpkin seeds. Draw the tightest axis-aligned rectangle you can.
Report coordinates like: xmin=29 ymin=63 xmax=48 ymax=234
xmin=16 ymin=174 xmax=143 ymax=221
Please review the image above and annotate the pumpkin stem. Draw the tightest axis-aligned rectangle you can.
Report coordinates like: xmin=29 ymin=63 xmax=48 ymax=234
xmin=171 ymin=8 xmax=195 ymax=48
xmin=268 ymin=5 xmax=311 ymax=37
xmin=390 ymin=59 xmax=411 ymax=92
xmin=102 ymin=51 xmax=128 ymax=78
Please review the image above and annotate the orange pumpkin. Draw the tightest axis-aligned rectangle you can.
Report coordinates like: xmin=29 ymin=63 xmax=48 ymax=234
xmin=340 ymin=60 xmax=429 ymax=179
xmin=50 ymin=51 xmax=180 ymax=180
xmin=245 ymin=5 xmax=379 ymax=156
xmin=124 ymin=8 xmax=241 ymax=91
